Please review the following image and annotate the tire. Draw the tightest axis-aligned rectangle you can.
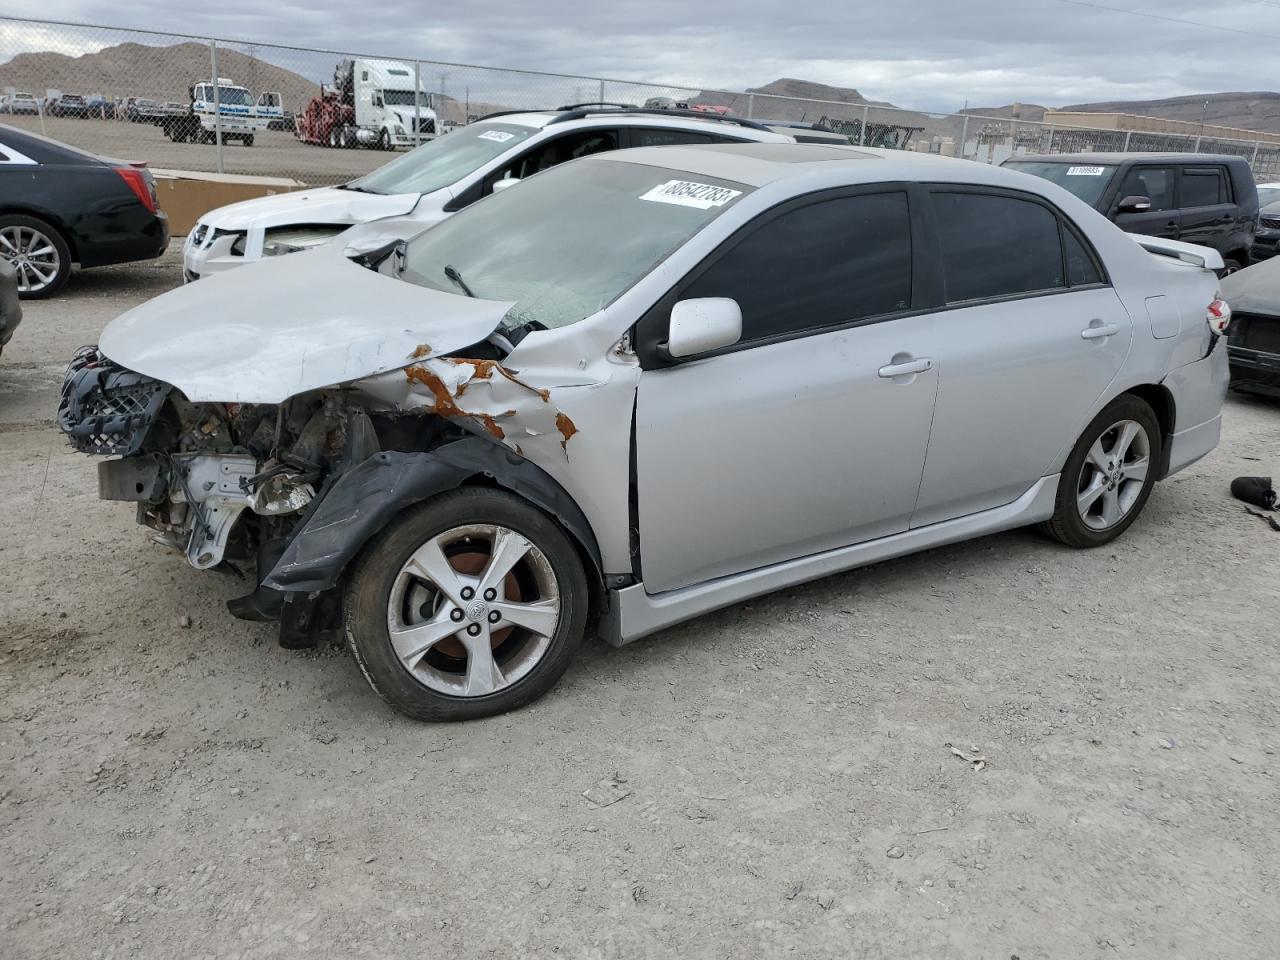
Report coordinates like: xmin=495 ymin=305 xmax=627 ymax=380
xmin=377 ymin=128 xmax=391 ymax=151
xmin=0 ymin=214 xmax=72 ymax=299
xmin=344 ymin=487 xmax=589 ymax=721
xmin=1038 ymin=395 xmax=1162 ymax=548
xmin=1221 ymin=257 xmax=1245 ymax=277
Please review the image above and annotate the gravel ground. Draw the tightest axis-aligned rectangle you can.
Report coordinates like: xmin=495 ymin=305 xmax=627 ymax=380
xmin=3 ymin=114 xmax=398 ymax=184
xmin=2 ymin=257 xmax=1279 ymax=959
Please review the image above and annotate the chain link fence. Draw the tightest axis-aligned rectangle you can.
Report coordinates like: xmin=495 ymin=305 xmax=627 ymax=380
xmin=4 ymin=16 xmax=1279 ymax=195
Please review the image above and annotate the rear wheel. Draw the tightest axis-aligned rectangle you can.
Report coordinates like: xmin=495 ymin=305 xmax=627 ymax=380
xmin=345 ymin=488 xmax=588 ymax=721
xmin=1038 ymin=395 xmax=1162 ymax=548
xmin=0 ymin=214 xmax=71 ymax=299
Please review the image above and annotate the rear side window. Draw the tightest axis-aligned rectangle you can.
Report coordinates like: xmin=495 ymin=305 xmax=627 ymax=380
xmin=631 ymin=129 xmax=714 ymax=147
xmin=682 ymin=191 xmax=912 ymax=343
xmin=1118 ymin=166 xmax=1176 ymax=211
xmin=1181 ymin=167 xmax=1229 ymax=207
xmin=1063 ymin=228 xmax=1102 ymax=286
xmin=932 ymin=192 xmax=1065 ymax=303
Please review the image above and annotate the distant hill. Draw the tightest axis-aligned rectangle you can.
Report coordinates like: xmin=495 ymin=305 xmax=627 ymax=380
xmin=0 ymin=41 xmax=322 ymax=111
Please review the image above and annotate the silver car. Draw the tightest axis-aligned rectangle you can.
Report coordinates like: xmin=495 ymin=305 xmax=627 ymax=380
xmin=59 ymin=144 xmax=1230 ymax=721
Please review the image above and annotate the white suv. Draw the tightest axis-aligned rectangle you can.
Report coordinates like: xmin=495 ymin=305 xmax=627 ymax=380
xmin=183 ymin=105 xmax=794 ymax=279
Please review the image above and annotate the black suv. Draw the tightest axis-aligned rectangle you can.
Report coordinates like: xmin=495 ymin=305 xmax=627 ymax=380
xmin=1004 ymin=153 xmax=1258 ymax=273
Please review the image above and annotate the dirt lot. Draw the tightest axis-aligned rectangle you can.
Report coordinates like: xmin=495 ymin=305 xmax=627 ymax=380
xmin=2 ymin=253 xmax=1279 ymax=959
xmin=2 ymin=113 xmax=394 ymax=185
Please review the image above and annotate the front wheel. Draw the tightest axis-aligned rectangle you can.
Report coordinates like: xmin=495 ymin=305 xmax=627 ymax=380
xmin=1038 ymin=395 xmax=1162 ymax=548
xmin=344 ymin=488 xmax=588 ymax=721
xmin=376 ymin=128 xmax=391 ymax=151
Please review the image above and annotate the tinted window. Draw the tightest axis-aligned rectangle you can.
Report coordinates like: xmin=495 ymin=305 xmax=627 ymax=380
xmin=1182 ymin=167 xmax=1229 ymax=207
xmin=682 ymin=192 xmax=912 ymax=342
xmin=499 ymin=129 xmax=619 ymax=182
xmin=1063 ymin=228 xmax=1102 ymax=286
xmin=631 ymin=129 xmax=714 ymax=147
xmin=933 ymin=192 xmax=1064 ymax=303
xmin=1118 ymin=166 xmax=1175 ymax=211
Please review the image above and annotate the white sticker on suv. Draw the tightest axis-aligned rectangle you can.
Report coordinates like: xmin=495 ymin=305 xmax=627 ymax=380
xmin=477 ymin=130 xmax=516 ymax=143
xmin=1067 ymin=166 xmax=1106 ymax=176
xmin=640 ymin=180 xmax=743 ymax=209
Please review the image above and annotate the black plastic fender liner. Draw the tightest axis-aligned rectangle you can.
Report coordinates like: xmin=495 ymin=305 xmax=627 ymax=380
xmin=261 ymin=437 xmax=605 ymax=595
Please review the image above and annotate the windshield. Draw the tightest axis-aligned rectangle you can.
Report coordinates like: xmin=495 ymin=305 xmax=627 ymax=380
xmin=212 ymin=86 xmax=251 ymax=106
xmin=1004 ymin=161 xmax=1119 ymax=207
xmin=401 ymin=158 xmax=751 ymax=333
xmin=1257 ymin=186 xmax=1280 ymax=207
xmin=349 ymin=121 xmax=537 ymax=196
xmin=383 ymin=89 xmax=431 ymax=107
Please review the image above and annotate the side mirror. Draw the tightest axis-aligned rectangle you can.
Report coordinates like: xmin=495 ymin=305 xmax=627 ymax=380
xmin=667 ymin=298 xmax=742 ymax=358
xmin=1118 ymin=195 xmax=1152 ymax=213
xmin=492 ymin=176 xmax=520 ymax=193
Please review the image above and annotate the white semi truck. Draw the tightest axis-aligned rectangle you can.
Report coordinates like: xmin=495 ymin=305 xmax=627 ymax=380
xmin=295 ymin=58 xmax=437 ymax=150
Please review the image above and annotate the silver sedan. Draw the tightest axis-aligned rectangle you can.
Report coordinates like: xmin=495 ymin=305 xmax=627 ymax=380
xmin=61 ymin=143 xmax=1230 ymax=720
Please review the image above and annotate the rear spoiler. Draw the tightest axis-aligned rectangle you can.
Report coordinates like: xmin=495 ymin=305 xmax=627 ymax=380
xmin=1132 ymin=235 xmax=1225 ymax=271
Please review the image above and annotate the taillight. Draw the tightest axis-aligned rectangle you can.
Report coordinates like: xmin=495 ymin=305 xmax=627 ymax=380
xmin=115 ymin=166 xmax=158 ymax=214
xmin=1207 ymin=297 xmax=1231 ymax=335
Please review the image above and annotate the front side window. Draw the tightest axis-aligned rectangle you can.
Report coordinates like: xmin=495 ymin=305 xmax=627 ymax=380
xmin=631 ymin=129 xmax=714 ymax=147
xmin=1181 ymin=167 xmax=1229 ymax=207
xmin=498 ymin=129 xmax=620 ymax=181
xmin=1117 ymin=166 xmax=1176 ymax=211
xmin=402 ymin=159 xmax=751 ymax=334
xmin=932 ymin=192 xmax=1065 ymax=303
xmin=349 ymin=121 xmax=538 ymax=196
xmin=681 ymin=191 xmax=912 ymax=343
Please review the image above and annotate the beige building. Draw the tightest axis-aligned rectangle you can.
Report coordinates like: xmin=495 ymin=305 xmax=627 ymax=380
xmin=1043 ymin=110 xmax=1280 ymax=146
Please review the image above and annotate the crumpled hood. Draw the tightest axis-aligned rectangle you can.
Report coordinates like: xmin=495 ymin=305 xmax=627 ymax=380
xmin=1222 ymin=256 xmax=1280 ymax=317
xmin=99 ymin=246 xmax=513 ymax=404
xmin=199 ymin=185 xmax=421 ymax=232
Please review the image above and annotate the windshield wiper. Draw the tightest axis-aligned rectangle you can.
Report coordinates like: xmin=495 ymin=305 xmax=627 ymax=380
xmin=444 ymin=264 xmax=475 ymax=298
xmin=336 ymin=182 xmax=379 ymax=194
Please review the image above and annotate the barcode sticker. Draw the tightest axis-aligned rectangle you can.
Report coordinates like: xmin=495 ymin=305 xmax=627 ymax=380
xmin=639 ymin=179 xmax=743 ymax=209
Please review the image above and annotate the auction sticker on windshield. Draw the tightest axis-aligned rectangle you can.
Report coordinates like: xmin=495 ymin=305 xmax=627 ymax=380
xmin=478 ymin=130 xmax=516 ymax=143
xmin=1067 ymin=166 xmax=1106 ymax=176
xmin=640 ymin=180 xmax=743 ymax=209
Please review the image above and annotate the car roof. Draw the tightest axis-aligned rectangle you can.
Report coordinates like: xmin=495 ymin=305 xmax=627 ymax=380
xmin=594 ymin=142 xmax=1038 ymax=189
xmin=479 ymin=109 xmax=792 ymax=141
xmin=1011 ymin=152 xmax=1249 ymax=165
xmin=0 ymin=123 xmax=109 ymax=165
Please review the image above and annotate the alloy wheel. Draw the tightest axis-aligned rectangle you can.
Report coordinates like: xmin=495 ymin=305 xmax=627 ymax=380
xmin=0 ymin=224 xmax=60 ymax=294
xmin=1075 ymin=419 xmax=1151 ymax=531
xmin=386 ymin=524 xmax=561 ymax=698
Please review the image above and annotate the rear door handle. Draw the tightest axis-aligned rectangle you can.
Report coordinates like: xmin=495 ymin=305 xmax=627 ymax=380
xmin=1081 ymin=322 xmax=1121 ymax=340
xmin=877 ymin=357 xmax=934 ymax=378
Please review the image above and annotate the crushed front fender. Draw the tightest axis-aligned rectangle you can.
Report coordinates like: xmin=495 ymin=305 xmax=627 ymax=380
xmin=262 ymin=437 xmax=603 ymax=594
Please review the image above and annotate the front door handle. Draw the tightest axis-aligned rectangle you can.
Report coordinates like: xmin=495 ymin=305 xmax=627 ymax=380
xmin=878 ymin=356 xmax=934 ymax=378
xmin=1081 ymin=322 xmax=1121 ymax=340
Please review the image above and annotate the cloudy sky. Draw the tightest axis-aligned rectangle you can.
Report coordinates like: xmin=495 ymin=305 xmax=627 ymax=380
xmin=3 ymin=0 xmax=1279 ymax=111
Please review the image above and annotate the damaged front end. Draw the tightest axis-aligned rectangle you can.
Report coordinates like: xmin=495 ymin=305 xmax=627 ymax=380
xmin=57 ymin=336 xmax=602 ymax=648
